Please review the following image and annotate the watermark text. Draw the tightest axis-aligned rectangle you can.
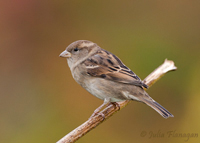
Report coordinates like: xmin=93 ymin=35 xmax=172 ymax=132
xmin=140 ymin=130 xmax=198 ymax=141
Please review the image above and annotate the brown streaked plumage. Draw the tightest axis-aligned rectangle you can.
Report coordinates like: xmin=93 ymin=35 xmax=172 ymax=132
xmin=60 ymin=40 xmax=174 ymax=119
xmin=84 ymin=49 xmax=148 ymax=88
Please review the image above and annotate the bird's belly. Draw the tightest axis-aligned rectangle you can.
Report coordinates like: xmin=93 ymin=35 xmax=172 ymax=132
xmin=83 ymin=78 xmax=127 ymax=102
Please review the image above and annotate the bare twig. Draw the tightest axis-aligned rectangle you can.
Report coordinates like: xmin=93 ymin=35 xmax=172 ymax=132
xmin=57 ymin=59 xmax=177 ymax=143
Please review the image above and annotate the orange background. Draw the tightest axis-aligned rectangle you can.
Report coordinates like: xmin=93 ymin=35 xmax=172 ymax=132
xmin=1 ymin=1 xmax=200 ymax=143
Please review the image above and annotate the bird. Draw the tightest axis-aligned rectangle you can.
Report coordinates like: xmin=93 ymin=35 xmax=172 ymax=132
xmin=59 ymin=40 xmax=174 ymax=119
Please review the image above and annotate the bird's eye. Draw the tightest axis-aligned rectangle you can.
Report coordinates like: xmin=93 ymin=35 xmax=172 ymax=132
xmin=74 ymin=47 xmax=79 ymax=52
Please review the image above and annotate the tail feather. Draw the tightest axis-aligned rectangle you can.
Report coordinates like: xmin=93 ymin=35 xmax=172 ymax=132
xmin=143 ymin=99 xmax=174 ymax=119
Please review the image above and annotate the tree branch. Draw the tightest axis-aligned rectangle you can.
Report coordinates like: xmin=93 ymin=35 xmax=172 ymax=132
xmin=57 ymin=59 xmax=177 ymax=143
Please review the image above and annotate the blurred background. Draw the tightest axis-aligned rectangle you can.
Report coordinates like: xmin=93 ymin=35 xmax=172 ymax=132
xmin=1 ymin=0 xmax=200 ymax=143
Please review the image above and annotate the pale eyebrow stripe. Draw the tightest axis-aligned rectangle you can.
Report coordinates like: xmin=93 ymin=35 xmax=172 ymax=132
xmin=80 ymin=42 xmax=95 ymax=47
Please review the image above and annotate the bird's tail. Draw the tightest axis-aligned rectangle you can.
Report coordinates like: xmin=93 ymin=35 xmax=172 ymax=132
xmin=143 ymin=99 xmax=174 ymax=119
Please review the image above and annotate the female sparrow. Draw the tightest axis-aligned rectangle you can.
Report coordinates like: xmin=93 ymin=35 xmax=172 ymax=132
xmin=59 ymin=40 xmax=174 ymax=119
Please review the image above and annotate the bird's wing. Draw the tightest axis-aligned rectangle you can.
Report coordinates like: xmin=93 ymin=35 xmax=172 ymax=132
xmin=82 ymin=49 xmax=148 ymax=88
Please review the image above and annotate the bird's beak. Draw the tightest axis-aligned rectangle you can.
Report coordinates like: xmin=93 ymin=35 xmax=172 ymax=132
xmin=59 ymin=50 xmax=71 ymax=58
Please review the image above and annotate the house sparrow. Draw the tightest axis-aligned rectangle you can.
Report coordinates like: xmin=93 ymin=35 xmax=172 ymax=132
xmin=59 ymin=40 xmax=174 ymax=119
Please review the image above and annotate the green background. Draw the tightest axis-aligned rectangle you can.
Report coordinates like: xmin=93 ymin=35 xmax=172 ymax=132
xmin=1 ymin=1 xmax=200 ymax=143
